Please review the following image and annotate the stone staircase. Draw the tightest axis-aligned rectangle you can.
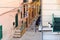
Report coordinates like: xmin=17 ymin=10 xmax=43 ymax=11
xmin=13 ymin=28 xmax=21 ymax=38
xmin=13 ymin=25 xmax=26 ymax=38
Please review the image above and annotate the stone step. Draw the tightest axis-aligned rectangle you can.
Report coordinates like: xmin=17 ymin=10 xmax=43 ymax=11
xmin=14 ymin=30 xmax=21 ymax=33
xmin=13 ymin=35 xmax=21 ymax=38
xmin=14 ymin=33 xmax=21 ymax=35
xmin=13 ymin=29 xmax=22 ymax=38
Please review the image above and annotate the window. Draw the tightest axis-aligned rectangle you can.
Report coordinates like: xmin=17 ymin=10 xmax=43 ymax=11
xmin=23 ymin=0 xmax=27 ymax=2
xmin=33 ymin=0 xmax=36 ymax=2
xmin=32 ymin=12 xmax=34 ymax=17
xmin=17 ymin=9 xmax=20 ymax=13
xmin=15 ymin=14 xmax=18 ymax=27
xmin=22 ymin=21 xmax=23 ymax=24
xmin=24 ymin=5 xmax=25 ymax=17
xmin=21 ymin=12 xmax=22 ymax=18
xmin=26 ymin=19 xmax=28 ymax=27
xmin=23 ymin=5 xmax=28 ymax=17
xmin=0 ymin=25 xmax=2 ymax=39
xmin=32 ymin=8 xmax=34 ymax=17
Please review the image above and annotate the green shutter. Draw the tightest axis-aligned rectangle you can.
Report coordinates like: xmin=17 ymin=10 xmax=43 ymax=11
xmin=0 ymin=25 xmax=2 ymax=39
xmin=15 ymin=14 xmax=18 ymax=27
xmin=52 ymin=14 xmax=54 ymax=28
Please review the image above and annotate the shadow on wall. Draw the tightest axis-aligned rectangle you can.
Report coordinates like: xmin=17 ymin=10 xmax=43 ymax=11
xmin=36 ymin=16 xmax=40 ymax=26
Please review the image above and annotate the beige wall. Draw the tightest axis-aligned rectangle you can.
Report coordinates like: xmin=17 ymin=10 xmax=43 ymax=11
xmin=42 ymin=0 xmax=59 ymax=26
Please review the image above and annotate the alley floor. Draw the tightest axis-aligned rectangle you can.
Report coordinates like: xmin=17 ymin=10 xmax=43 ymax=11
xmin=43 ymin=32 xmax=60 ymax=40
xmin=11 ymin=18 xmax=42 ymax=40
xmin=11 ymin=31 xmax=42 ymax=40
xmin=9 ymin=24 xmax=60 ymax=40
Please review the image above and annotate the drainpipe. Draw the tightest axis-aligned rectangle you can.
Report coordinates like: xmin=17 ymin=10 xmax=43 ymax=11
xmin=40 ymin=0 xmax=43 ymax=40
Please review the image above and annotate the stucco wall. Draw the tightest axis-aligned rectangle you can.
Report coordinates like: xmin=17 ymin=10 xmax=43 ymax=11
xmin=0 ymin=8 xmax=18 ymax=40
xmin=0 ymin=0 xmax=23 ymax=15
xmin=42 ymin=0 xmax=60 ymax=26
xmin=0 ymin=0 xmax=19 ymax=7
xmin=0 ymin=0 xmax=34 ymax=40
xmin=28 ymin=0 xmax=32 ymax=3
xmin=0 ymin=0 xmax=23 ymax=40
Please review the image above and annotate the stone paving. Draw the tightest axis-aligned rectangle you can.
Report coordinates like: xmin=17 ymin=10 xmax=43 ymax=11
xmin=11 ymin=32 xmax=42 ymax=40
xmin=11 ymin=19 xmax=42 ymax=40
